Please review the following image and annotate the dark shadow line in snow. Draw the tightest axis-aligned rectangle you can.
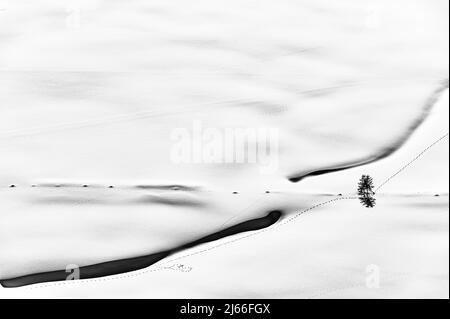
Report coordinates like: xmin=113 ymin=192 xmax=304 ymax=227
xmin=135 ymin=184 xmax=200 ymax=192
xmin=0 ymin=210 xmax=282 ymax=288
xmin=133 ymin=194 xmax=208 ymax=207
xmin=288 ymin=80 xmax=449 ymax=183
xmin=14 ymin=197 xmax=357 ymax=290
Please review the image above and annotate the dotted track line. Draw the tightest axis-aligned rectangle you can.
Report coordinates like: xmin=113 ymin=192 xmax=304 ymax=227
xmin=18 ymin=132 xmax=449 ymax=290
xmin=158 ymin=196 xmax=355 ymax=266
xmin=25 ymin=267 xmax=165 ymax=291
xmin=24 ymin=196 xmax=356 ymax=290
xmin=376 ymin=132 xmax=449 ymax=192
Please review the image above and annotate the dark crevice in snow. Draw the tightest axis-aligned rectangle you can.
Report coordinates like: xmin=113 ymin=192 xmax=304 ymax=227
xmin=0 ymin=210 xmax=282 ymax=288
xmin=288 ymin=81 xmax=449 ymax=183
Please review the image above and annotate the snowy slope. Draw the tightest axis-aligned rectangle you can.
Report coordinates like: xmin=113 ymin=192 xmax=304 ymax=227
xmin=0 ymin=0 xmax=448 ymax=297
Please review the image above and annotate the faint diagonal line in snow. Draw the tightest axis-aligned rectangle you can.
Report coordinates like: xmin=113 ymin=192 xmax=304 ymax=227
xmin=219 ymin=194 xmax=267 ymax=229
xmin=24 ymin=195 xmax=357 ymax=290
xmin=376 ymin=132 xmax=449 ymax=192
xmin=132 ymin=196 xmax=358 ymax=269
xmin=19 ymin=132 xmax=449 ymax=289
xmin=0 ymin=98 xmax=255 ymax=140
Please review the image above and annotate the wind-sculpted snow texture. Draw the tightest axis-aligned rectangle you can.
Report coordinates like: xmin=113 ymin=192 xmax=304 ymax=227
xmin=0 ymin=0 xmax=448 ymax=290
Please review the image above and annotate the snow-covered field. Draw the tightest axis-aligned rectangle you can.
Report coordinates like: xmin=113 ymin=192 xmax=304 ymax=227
xmin=0 ymin=0 xmax=448 ymax=298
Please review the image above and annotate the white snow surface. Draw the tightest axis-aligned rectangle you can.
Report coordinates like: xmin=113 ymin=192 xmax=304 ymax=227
xmin=0 ymin=0 xmax=448 ymax=298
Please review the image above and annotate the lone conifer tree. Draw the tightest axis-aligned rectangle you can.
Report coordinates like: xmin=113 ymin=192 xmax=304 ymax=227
xmin=357 ymin=175 xmax=376 ymax=208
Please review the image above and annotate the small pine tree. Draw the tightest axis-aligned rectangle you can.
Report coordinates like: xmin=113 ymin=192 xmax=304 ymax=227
xmin=360 ymin=196 xmax=376 ymax=208
xmin=357 ymin=175 xmax=375 ymax=197
xmin=357 ymin=175 xmax=376 ymax=208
